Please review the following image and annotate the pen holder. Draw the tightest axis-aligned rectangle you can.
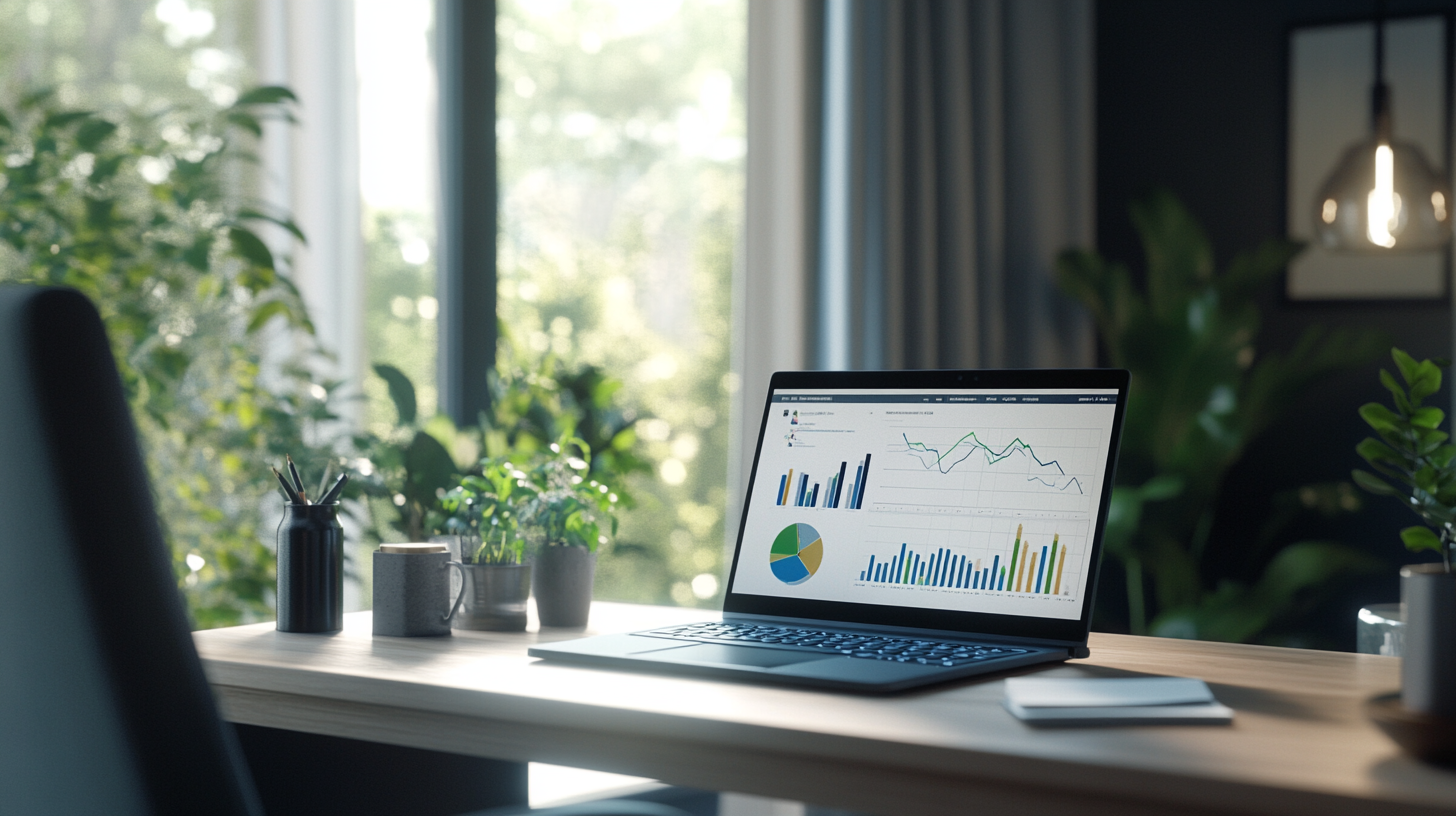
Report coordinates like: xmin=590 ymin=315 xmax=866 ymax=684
xmin=276 ymin=502 xmax=344 ymax=634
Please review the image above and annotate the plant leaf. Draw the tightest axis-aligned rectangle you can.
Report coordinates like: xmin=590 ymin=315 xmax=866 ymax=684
xmin=373 ymin=363 xmax=417 ymax=425
xmin=233 ymin=85 xmax=299 ymax=106
xmin=1138 ymin=473 xmax=1184 ymax=501
xmin=1411 ymin=406 xmax=1445 ymax=430
xmin=237 ymin=208 xmax=307 ymax=244
xmin=1356 ymin=436 xmax=1404 ymax=466
xmin=246 ymin=300 xmax=291 ymax=333
xmin=1393 ymin=348 xmax=1421 ymax=385
xmin=1352 ymin=468 xmax=1400 ymax=496
xmin=1400 ymin=526 xmax=1443 ymax=554
xmin=225 ymin=111 xmax=262 ymax=137
xmin=75 ymin=117 xmax=117 ymax=150
xmin=404 ymin=430 xmax=457 ymax=500
xmin=228 ymin=226 xmax=275 ymax=270
xmin=1359 ymin=402 xmax=1402 ymax=433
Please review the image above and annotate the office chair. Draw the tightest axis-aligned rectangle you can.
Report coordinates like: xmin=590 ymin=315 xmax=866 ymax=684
xmin=0 ymin=286 xmax=687 ymax=816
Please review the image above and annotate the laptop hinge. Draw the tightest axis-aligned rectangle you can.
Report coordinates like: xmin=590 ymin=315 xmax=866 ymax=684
xmin=1070 ymin=644 xmax=1090 ymax=659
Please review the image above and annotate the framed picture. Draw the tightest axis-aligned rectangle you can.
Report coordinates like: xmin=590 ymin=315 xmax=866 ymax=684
xmin=1285 ymin=15 xmax=1451 ymax=301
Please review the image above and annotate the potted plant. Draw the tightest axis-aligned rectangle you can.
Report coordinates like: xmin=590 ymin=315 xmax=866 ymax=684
xmin=1057 ymin=190 xmax=1380 ymax=642
xmin=510 ymin=438 xmax=619 ymax=629
xmin=1354 ymin=348 xmax=1456 ymax=717
xmin=438 ymin=463 xmax=532 ymax=632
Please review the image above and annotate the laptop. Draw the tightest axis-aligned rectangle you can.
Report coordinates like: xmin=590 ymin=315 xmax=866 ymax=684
xmin=529 ymin=368 xmax=1129 ymax=693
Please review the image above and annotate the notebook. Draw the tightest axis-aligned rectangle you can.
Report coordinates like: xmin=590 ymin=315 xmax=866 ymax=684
xmin=1002 ymin=677 xmax=1235 ymax=725
xmin=528 ymin=368 xmax=1130 ymax=692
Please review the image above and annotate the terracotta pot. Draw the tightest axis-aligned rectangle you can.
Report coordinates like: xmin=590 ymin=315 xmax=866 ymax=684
xmin=533 ymin=545 xmax=595 ymax=629
xmin=1401 ymin=563 xmax=1456 ymax=716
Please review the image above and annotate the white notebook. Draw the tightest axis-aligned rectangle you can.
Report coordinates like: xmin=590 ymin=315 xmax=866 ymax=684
xmin=1003 ymin=677 xmax=1234 ymax=726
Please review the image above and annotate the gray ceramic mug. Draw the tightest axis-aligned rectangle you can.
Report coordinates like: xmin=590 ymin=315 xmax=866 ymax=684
xmin=372 ymin=544 xmax=468 ymax=637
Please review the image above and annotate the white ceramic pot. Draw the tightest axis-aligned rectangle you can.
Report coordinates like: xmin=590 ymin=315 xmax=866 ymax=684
xmin=1401 ymin=563 xmax=1456 ymax=716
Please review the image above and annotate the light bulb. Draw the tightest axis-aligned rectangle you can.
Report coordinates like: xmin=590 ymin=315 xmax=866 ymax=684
xmin=1315 ymin=138 xmax=1450 ymax=252
xmin=1366 ymin=143 xmax=1399 ymax=247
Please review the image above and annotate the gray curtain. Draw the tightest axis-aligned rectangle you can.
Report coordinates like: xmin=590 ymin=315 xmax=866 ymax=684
xmin=816 ymin=0 xmax=1095 ymax=371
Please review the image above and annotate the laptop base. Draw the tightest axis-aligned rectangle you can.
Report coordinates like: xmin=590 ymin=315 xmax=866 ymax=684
xmin=528 ymin=632 xmax=1067 ymax=694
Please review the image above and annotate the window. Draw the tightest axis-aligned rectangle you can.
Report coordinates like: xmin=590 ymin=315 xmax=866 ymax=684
xmin=356 ymin=0 xmax=439 ymax=429
xmin=497 ymin=0 xmax=745 ymax=606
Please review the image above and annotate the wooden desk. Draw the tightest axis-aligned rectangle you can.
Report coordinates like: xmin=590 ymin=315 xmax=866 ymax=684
xmin=194 ymin=603 xmax=1456 ymax=816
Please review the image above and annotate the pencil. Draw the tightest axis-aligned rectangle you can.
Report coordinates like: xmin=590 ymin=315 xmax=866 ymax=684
xmin=271 ymin=466 xmax=300 ymax=504
xmin=286 ymin=455 xmax=306 ymax=493
xmin=319 ymin=473 xmax=348 ymax=505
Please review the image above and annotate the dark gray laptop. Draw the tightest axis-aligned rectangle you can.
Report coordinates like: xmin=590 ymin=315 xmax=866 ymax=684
xmin=529 ymin=368 xmax=1129 ymax=693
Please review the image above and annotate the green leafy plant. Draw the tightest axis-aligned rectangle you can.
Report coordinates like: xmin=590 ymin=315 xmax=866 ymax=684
xmin=509 ymin=438 xmax=620 ymax=552
xmin=1354 ymin=349 xmax=1456 ymax=572
xmin=0 ymin=86 xmax=351 ymax=628
xmin=357 ymin=363 xmax=473 ymax=542
xmin=359 ymin=340 xmax=644 ymax=550
xmin=483 ymin=327 xmax=651 ymax=492
xmin=439 ymin=460 xmax=528 ymax=565
xmin=1057 ymin=190 xmax=1381 ymax=641
xmin=439 ymin=440 xmax=619 ymax=563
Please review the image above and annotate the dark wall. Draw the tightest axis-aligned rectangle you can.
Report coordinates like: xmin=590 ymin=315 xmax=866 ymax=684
xmin=1097 ymin=0 xmax=1456 ymax=648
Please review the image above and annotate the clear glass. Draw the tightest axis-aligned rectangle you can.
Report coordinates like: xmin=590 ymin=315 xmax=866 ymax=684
xmin=1315 ymin=138 xmax=1452 ymax=252
xmin=355 ymin=0 xmax=439 ymax=432
xmin=498 ymin=0 xmax=746 ymax=607
xmin=1357 ymin=603 xmax=1404 ymax=656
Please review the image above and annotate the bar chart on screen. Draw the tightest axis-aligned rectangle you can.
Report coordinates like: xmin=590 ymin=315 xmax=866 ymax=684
xmin=853 ymin=518 xmax=1088 ymax=605
xmin=772 ymin=453 xmax=873 ymax=509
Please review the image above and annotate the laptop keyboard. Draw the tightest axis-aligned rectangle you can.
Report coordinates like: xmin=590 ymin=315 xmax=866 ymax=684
xmin=647 ymin=622 xmax=1030 ymax=667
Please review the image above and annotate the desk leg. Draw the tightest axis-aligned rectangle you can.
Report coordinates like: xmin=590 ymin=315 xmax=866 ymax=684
xmin=232 ymin=723 xmax=528 ymax=816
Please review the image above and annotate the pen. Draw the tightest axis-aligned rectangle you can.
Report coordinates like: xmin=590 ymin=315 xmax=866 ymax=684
xmin=286 ymin=455 xmax=306 ymax=494
xmin=271 ymin=466 xmax=300 ymax=504
xmin=319 ymin=473 xmax=348 ymax=505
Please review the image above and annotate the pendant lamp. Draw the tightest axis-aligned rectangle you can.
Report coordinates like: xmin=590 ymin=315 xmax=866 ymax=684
xmin=1315 ymin=13 xmax=1452 ymax=251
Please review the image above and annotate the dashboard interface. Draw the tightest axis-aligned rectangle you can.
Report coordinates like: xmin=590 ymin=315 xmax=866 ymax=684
xmin=730 ymin=388 xmax=1120 ymax=622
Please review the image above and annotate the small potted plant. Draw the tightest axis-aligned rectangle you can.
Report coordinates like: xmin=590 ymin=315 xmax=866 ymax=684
xmin=513 ymin=438 xmax=619 ymax=629
xmin=438 ymin=463 xmax=532 ymax=632
xmin=1354 ymin=349 xmax=1456 ymax=718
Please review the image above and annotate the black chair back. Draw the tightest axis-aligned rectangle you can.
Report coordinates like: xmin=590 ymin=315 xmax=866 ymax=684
xmin=0 ymin=286 xmax=261 ymax=815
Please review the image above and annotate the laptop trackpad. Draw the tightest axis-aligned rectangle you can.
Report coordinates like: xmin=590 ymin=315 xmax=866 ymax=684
xmin=653 ymin=643 xmax=823 ymax=668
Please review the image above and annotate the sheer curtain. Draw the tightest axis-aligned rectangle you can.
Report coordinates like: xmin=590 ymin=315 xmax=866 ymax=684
xmin=817 ymin=0 xmax=1096 ymax=371
xmin=257 ymin=0 xmax=365 ymax=418
xmin=734 ymin=0 xmax=1096 ymax=553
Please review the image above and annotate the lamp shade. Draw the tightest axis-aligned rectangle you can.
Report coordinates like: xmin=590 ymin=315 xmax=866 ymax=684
xmin=1315 ymin=136 xmax=1451 ymax=252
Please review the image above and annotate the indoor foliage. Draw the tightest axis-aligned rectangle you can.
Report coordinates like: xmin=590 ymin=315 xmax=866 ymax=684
xmin=0 ymin=87 xmax=348 ymax=628
xmin=440 ymin=441 xmax=620 ymax=563
xmin=1355 ymin=349 xmax=1456 ymax=572
xmin=1057 ymin=191 xmax=1381 ymax=642
xmin=360 ymin=332 xmax=646 ymax=549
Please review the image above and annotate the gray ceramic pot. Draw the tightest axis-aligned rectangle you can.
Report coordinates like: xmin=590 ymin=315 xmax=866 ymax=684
xmin=452 ymin=563 xmax=531 ymax=632
xmin=1401 ymin=563 xmax=1456 ymax=716
xmin=533 ymin=545 xmax=596 ymax=629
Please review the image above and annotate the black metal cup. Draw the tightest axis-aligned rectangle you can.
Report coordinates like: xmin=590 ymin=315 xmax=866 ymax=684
xmin=276 ymin=503 xmax=343 ymax=633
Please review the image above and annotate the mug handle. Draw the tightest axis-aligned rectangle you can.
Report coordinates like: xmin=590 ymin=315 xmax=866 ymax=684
xmin=444 ymin=561 xmax=469 ymax=624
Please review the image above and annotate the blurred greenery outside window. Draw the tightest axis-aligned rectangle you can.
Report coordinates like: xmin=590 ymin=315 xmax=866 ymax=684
xmin=494 ymin=0 xmax=744 ymax=608
xmin=3 ymin=0 xmax=745 ymax=619
xmin=358 ymin=0 xmax=745 ymax=608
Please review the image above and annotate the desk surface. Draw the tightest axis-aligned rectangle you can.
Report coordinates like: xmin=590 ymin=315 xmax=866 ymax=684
xmin=195 ymin=603 xmax=1456 ymax=816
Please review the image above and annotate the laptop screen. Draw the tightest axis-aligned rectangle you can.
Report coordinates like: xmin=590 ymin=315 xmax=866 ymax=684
xmin=724 ymin=370 xmax=1127 ymax=644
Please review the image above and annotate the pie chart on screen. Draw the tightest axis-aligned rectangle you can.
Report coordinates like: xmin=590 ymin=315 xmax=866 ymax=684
xmin=769 ymin=523 xmax=823 ymax=585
